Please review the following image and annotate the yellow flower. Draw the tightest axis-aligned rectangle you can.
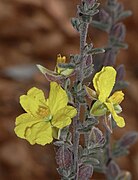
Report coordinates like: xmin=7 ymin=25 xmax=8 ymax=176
xmin=56 ymin=54 xmax=74 ymax=76
xmin=89 ymin=66 xmax=125 ymax=128
xmin=14 ymin=82 xmax=77 ymax=145
xmin=37 ymin=54 xmax=74 ymax=79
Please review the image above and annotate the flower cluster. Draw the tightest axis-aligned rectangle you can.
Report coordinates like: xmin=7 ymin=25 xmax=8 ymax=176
xmin=15 ymin=66 xmax=125 ymax=146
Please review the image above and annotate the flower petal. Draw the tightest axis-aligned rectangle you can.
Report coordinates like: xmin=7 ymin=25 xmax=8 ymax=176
xmin=52 ymin=106 xmax=77 ymax=128
xmin=109 ymin=91 xmax=124 ymax=104
xmin=25 ymin=122 xmax=53 ymax=145
xmin=14 ymin=113 xmax=41 ymax=139
xmin=105 ymin=102 xmax=125 ymax=128
xmin=47 ymin=82 xmax=68 ymax=115
xmin=93 ymin=67 xmax=105 ymax=94
xmin=20 ymin=87 xmax=47 ymax=116
xmin=93 ymin=67 xmax=116 ymax=102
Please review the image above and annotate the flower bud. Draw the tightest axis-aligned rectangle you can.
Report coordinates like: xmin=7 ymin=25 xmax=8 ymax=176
xmin=56 ymin=146 xmax=73 ymax=169
xmin=89 ymin=126 xmax=105 ymax=146
xmin=78 ymin=164 xmax=93 ymax=180
xmin=116 ymin=64 xmax=125 ymax=81
xmin=99 ymin=9 xmax=111 ymax=24
xmin=84 ymin=86 xmax=97 ymax=100
xmin=107 ymin=160 xmax=120 ymax=179
xmin=103 ymin=50 xmax=116 ymax=66
xmin=83 ymin=0 xmax=96 ymax=6
xmin=118 ymin=131 xmax=138 ymax=148
xmin=110 ymin=23 xmax=126 ymax=41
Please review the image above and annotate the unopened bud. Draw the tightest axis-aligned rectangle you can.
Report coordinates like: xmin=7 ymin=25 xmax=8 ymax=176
xmin=116 ymin=64 xmax=125 ymax=81
xmin=85 ymin=0 xmax=96 ymax=6
xmin=56 ymin=146 xmax=73 ymax=169
xmin=118 ymin=131 xmax=138 ymax=148
xmin=99 ymin=9 xmax=111 ymax=24
xmin=107 ymin=160 xmax=120 ymax=178
xmin=78 ymin=165 xmax=93 ymax=180
xmin=103 ymin=50 xmax=116 ymax=66
xmin=84 ymin=86 xmax=97 ymax=100
xmin=117 ymin=3 xmax=124 ymax=14
xmin=89 ymin=126 xmax=105 ymax=146
xmin=110 ymin=23 xmax=126 ymax=41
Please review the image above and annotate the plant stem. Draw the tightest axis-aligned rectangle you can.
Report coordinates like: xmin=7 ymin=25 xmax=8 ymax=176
xmin=105 ymin=130 xmax=111 ymax=162
xmin=73 ymin=21 xmax=89 ymax=180
xmin=105 ymin=129 xmax=112 ymax=180
xmin=73 ymin=104 xmax=80 ymax=180
xmin=79 ymin=22 xmax=89 ymax=82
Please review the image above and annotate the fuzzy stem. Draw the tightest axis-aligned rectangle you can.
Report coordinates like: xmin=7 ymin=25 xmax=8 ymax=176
xmin=105 ymin=130 xmax=112 ymax=163
xmin=105 ymin=130 xmax=112 ymax=180
xmin=73 ymin=103 xmax=80 ymax=180
xmin=79 ymin=22 xmax=89 ymax=82
xmin=73 ymin=22 xmax=89 ymax=180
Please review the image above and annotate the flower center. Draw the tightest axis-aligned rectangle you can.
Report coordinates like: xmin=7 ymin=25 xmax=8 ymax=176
xmin=37 ymin=105 xmax=52 ymax=120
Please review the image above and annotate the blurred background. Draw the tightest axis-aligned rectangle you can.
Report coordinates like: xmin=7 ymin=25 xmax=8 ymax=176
xmin=0 ymin=0 xmax=137 ymax=179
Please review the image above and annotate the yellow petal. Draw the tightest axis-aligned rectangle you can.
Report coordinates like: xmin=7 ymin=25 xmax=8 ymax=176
xmin=93 ymin=67 xmax=105 ymax=93
xmin=52 ymin=106 xmax=77 ymax=128
xmin=90 ymin=100 xmax=108 ymax=116
xmin=25 ymin=122 xmax=53 ymax=145
xmin=57 ymin=54 xmax=66 ymax=63
xmin=93 ymin=67 xmax=116 ymax=102
xmin=105 ymin=102 xmax=125 ymax=128
xmin=109 ymin=91 xmax=124 ymax=104
xmin=14 ymin=113 xmax=41 ymax=139
xmin=20 ymin=87 xmax=47 ymax=116
xmin=47 ymin=82 xmax=68 ymax=115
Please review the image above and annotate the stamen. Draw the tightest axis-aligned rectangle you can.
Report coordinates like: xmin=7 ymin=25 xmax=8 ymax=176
xmin=37 ymin=105 xmax=50 ymax=117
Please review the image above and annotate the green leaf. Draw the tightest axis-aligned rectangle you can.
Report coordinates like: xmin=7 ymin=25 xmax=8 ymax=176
xmin=82 ymin=157 xmax=100 ymax=166
xmin=88 ymin=48 xmax=105 ymax=55
xmin=92 ymin=20 xmax=111 ymax=31
xmin=71 ymin=18 xmax=81 ymax=32
xmin=113 ymin=41 xmax=128 ymax=49
xmin=118 ymin=10 xmax=132 ymax=21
